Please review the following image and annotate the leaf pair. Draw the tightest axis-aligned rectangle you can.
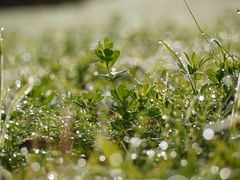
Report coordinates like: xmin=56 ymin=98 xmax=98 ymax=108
xmin=95 ymin=37 xmax=120 ymax=68
xmin=206 ymin=69 xmax=224 ymax=84
xmin=100 ymin=69 xmax=127 ymax=82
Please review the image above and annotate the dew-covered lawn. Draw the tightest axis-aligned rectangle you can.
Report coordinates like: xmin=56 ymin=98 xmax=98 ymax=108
xmin=0 ymin=0 xmax=240 ymax=179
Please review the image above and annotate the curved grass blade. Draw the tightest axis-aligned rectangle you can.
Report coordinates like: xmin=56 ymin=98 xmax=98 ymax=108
xmin=159 ymin=40 xmax=197 ymax=94
xmin=0 ymin=78 xmax=34 ymax=147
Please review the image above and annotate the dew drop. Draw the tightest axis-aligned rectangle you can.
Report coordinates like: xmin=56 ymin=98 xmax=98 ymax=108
xmin=33 ymin=149 xmax=40 ymax=154
xmin=211 ymin=165 xmax=219 ymax=174
xmin=211 ymin=94 xmax=216 ymax=98
xmin=180 ymin=159 xmax=188 ymax=167
xmin=203 ymin=128 xmax=214 ymax=140
xmin=20 ymin=147 xmax=28 ymax=155
xmin=77 ymin=158 xmax=86 ymax=168
xmin=170 ymin=151 xmax=177 ymax=158
xmin=99 ymin=155 xmax=106 ymax=162
xmin=131 ymin=153 xmax=137 ymax=160
xmin=199 ymin=95 xmax=204 ymax=101
xmin=159 ymin=141 xmax=168 ymax=150
xmin=15 ymin=80 xmax=21 ymax=89
xmin=130 ymin=137 xmax=141 ymax=147
xmin=220 ymin=168 xmax=231 ymax=180
xmin=162 ymin=115 xmax=168 ymax=120
xmin=47 ymin=171 xmax=57 ymax=180
xmin=94 ymin=71 xmax=99 ymax=76
xmin=146 ymin=150 xmax=155 ymax=158
xmin=237 ymin=9 xmax=240 ymax=15
xmin=110 ymin=153 xmax=123 ymax=167
xmin=31 ymin=162 xmax=41 ymax=172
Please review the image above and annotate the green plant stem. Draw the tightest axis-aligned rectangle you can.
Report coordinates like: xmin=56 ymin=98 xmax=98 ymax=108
xmin=106 ymin=63 xmax=121 ymax=102
xmin=0 ymin=28 xmax=4 ymax=139
xmin=230 ymin=76 xmax=240 ymax=130
xmin=183 ymin=0 xmax=208 ymax=43
xmin=183 ymin=0 xmax=239 ymax=62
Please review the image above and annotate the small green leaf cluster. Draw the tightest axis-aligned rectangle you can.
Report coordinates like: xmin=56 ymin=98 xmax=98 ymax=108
xmin=95 ymin=37 xmax=120 ymax=69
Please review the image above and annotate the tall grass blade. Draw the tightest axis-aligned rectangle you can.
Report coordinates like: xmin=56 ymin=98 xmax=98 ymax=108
xmin=0 ymin=28 xmax=4 ymax=139
xmin=230 ymin=76 xmax=240 ymax=129
xmin=0 ymin=78 xmax=34 ymax=147
xmin=159 ymin=40 xmax=197 ymax=94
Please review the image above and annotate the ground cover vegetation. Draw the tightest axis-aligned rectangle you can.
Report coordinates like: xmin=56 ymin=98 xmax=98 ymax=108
xmin=0 ymin=1 xmax=240 ymax=179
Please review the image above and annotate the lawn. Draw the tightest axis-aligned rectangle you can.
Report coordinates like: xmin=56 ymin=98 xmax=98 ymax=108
xmin=0 ymin=0 xmax=240 ymax=179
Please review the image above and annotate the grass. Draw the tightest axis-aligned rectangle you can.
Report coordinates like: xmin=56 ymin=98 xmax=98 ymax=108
xmin=0 ymin=1 xmax=240 ymax=179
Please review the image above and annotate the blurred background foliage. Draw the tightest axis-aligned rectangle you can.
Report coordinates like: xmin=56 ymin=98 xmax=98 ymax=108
xmin=0 ymin=0 xmax=84 ymax=7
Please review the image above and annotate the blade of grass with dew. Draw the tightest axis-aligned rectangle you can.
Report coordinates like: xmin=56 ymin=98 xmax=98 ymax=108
xmin=0 ymin=77 xmax=34 ymax=147
xmin=183 ymin=0 xmax=240 ymax=61
xmin=230 ymin=76 xmax=240 ymax=129
xmin=159 ymin=40 xmax=197 ymax=94
xmin=0 ymin=28 xmax=4 ymax=141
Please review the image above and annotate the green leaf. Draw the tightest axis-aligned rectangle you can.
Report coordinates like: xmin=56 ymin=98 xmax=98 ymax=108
xmin=160 ymin=40 xmax=187 ymax=71
xmin=104 ymin=37 xmax=113 ymax=49
xmin=103 ymin=48 xmax=113 ymax=58
xmin=110 ymin=90 xmax=119 ymax=101
xmin=111 ymin=120 xmax=123 ymax=131
xmin=216 ymin=69 xmax=224 ymax=82
xmin=200 ymin=84 xmax=209 ymax=93
xmin=112 ymin=70 xmax=127 ymax=81
xmin=95 ymin=50 xmax=104 ymax=59
xmin=108 ymin=50 xmax=120 ymax=68
xmin=187 ymin=64 xmax=195 ymax=75
xmin=83 ymin=92 xmax=92 ymax=100
xmin=97 ymin=41 xmax=103 ymax=51
xmin=112 ymin=50 xmax=120 ymax=60
xmin=207 ymin=69 xmax=219 ymax=83
xmin=195 ymin=72 xmax=203 ymax=80
xmin=147 ymin=107 xmax=161 ymax=118
xmin=95 ymin=61 xmax=107 ymax=69
xmin=99 ymin=73 xmax=111 ymax=81
xmin=92 ymin=92 xmax=104 ymax=103
xmin=191 ymin=52 xmax=196 ymax=66
xmin=184 ymin=52 xmax=190 ymax=64
xmin=118 ymin=84 xmax=129 ymax=100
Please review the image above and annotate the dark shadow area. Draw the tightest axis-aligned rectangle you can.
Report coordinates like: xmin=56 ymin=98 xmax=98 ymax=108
xmin=0 ymin=0 xmax=84 ymax=8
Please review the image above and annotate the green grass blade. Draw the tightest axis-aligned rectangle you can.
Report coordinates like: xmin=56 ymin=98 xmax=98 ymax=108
xmin=230 ymin=76 xmax=240 ymax=129
xmin=0 ymin=78 xmax=34 ymax=147
xmin=159 ymin=40 xmax=197 ymax=94
xmin=0 ymin=28 xmax=4 ymax=137
xmin=159 ymin=40 xmax=185 ymax=69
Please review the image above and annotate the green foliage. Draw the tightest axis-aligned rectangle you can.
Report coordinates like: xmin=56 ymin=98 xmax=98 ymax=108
xmin=0 ymin=9 xmax=240 ymax=180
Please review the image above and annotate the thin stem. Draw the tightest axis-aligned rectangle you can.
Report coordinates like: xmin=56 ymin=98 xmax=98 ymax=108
xmin=183 ymin=0 xmax=239 ymax=61
xmin=230 ymin=76 xmax=240 ymax=130
xmin=106 ymin=63 xmax=121 ymax=102
xmin=0 ymin=28 xmax=4 ymax=139
xmin=183 ymin=0 xmax=209 ymax=43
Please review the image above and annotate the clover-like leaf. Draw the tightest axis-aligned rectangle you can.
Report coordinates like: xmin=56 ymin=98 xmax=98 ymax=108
xmin=95 ymin=50 xmax=104 ymax=60
xmin=104 ymin=37 xmax=114 ymax=49
xmin=108 ymin=50 xmax=120 ymax=68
